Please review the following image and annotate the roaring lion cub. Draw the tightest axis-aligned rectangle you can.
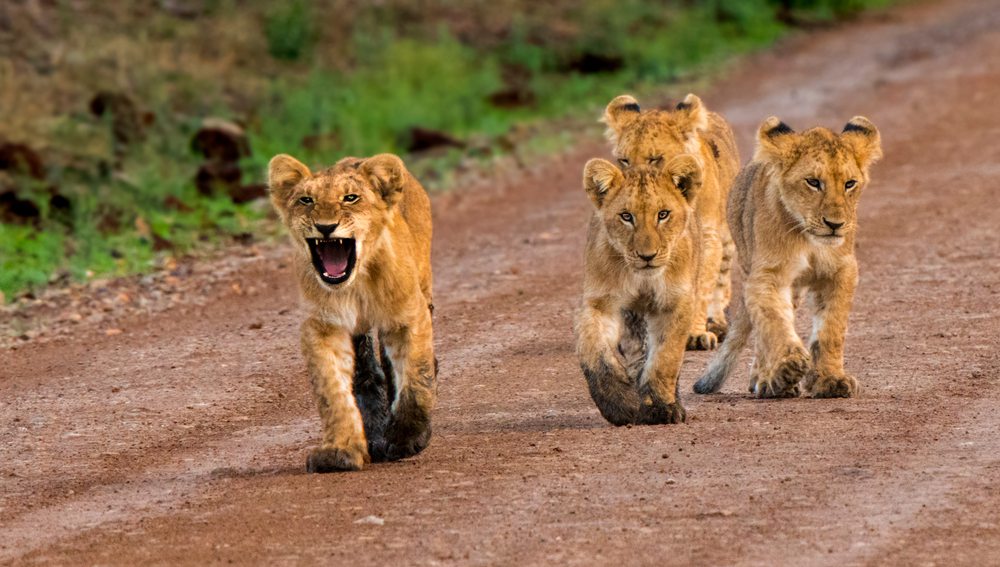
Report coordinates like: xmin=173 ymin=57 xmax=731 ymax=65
xmin=693 ymin=116 xmax=882 ymax=398
xmin=269 ymin=153 xmax=436 ymax=472
xmin=576 ymin=156 xmax=704 ymax=425
xmin=603 ymin=94 xmax=739 ymax=349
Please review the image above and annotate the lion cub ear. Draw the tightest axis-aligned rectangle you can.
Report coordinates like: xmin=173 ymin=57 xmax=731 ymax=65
xmin=602 ymin=95 xmax=642 ymax=145
xmin=754 ymin=116 xmax=798 ymax=162
xmin=841 ymin=116 xmax=883 ymax=168
xmin=268 ymin=154 xmax=312 ymax=209
xmin=665 ymin=154 xmax=703 ymax=202
xmin=360 ymin=153 xmax=407 ymax=207
xmin=674 ymin=93 xmax=709 ymax=136
xmin=583 ymin=158 xmax=624 ymax=209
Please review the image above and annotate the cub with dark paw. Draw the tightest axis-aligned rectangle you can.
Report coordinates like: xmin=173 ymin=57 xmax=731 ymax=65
xmin=576 ymin=157 xmax=705 ymax=425
xmin=269 ymin=153 xmax=436 ymax=472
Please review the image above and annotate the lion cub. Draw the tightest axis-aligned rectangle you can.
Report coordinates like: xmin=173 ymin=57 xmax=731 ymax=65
xmin=269 ymin=153 xmax=436 ymax=472
xmin=694 ymin=117 xmax=882 ymax=398
xmin=576 ymin=156 xmax=704 ymax=425
xmin=603 ymin=94 xmax=740 ymax=349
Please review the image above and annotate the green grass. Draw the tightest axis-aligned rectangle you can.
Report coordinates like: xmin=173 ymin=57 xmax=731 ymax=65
xmin=0 ymin=0 xmax=894 ymax=301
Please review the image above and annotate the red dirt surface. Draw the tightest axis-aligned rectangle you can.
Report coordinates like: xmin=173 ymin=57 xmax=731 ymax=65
xmin=3 ymin=0 xmax=1000 ymax=564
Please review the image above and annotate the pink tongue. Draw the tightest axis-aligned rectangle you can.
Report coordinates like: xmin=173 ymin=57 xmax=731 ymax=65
xmin=319 ymin=243 xmax=349 ymax=276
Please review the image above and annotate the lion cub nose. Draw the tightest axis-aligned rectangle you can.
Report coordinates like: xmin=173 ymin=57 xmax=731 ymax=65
xmin=314 ymin=223 xmax=338 ymax=237
xmin=638 ymin=252 xmax=657 ymax=262
xmin=823 ymin=218 xmax=845 ymax=231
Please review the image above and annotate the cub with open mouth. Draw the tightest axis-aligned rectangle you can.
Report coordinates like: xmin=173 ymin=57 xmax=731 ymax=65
xmin=269 ymin=152 xmax=436 ymax=472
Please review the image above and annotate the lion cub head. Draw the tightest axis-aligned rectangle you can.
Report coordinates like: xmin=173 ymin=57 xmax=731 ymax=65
xmin=583 ymin=156 xmax=702 ymax=270
xmin=602 ymin=93 xmax=708 ymax=169
xmin=268 ymin=153 xmax=407 ymax=288
xmin=756 ymin=116 xmax=882 ymax=247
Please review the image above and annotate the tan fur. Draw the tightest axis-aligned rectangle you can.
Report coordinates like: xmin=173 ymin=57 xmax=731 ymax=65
xmin=269 ymin=153 xmax=436 ymax=471
xmin=576 ymin=156 xmax=704 ymax=425
xmin=603 ymin=93 xmax=740 ymax=349
xmin=693 ymin=116 xmax=882 ymax=398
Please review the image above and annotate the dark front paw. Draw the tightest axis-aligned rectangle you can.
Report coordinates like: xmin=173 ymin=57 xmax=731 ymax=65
xmin=381 ymin=420 xmax=431 ymax=462
xmin=637 ymin=388 xmax=686 ymax=425
xmin=638 ymin=400 xmax=686 ymax=424
xmin=306 ymin=445 xmax=368 ymax=473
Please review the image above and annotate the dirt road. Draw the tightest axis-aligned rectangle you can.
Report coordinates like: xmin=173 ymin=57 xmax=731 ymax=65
xmin=3 ymin=0 xmax=1000 ymax=564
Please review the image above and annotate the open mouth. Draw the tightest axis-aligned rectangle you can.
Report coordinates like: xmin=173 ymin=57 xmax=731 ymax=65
xmin=307 ymin=238 xmax=357 ymax=285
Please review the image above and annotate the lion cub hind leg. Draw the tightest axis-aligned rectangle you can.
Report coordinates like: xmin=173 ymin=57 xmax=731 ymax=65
xmin=352 ymin=334 xmax=391 ymax=461
xmin=706 ymin=230 xmax=735 ymax=341
xmin=687 ymin=229 xmax=724 ymax=351
xmin=302 ymin=320 xmax=370 ymax=472
xmin=379 ymin=314 xmax=436 ymax=462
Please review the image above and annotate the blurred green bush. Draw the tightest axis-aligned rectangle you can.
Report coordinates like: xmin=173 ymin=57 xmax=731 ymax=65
xmin=0 ymin=0 xmax=892 ymax=300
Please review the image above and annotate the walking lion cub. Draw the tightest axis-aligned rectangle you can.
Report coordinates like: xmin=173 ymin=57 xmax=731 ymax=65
xmin=269 ymin=153 xmax=436 ymax=472
xmin=576 ymin=156 xmax=705 ymax=425
xmin=603 ymin=94 xmax=740 ymax=349
xmin=694 ymin=116 xmax=882 ymax=398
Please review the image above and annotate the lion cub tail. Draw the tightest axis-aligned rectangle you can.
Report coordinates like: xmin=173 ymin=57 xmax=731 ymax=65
xmin=693 ymin=296 xmax=751 ymax=394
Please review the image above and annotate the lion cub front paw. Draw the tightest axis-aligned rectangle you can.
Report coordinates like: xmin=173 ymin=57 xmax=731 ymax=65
xmin=753 ymin=350 xmax=809 ymax=398
xmin=306 ymin=444 xmax=369 ymax=473
xmin=686 ymin=331 xmax=719 ymax=351
xmin=808 ymin=374 xmax=859 ymax=398
xmin=380 ymin=417 xmax=432 ymax=462
xmin=383 ymin=427 xmax=431 ymax=461
xmin=637 ymin=394 xmax=687 ymax=425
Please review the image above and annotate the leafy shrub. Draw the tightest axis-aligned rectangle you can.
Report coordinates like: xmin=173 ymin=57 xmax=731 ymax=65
xmin=265 ymin=0 xmax=314 ymax=60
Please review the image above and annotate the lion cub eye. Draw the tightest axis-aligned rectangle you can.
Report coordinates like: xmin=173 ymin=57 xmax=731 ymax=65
xmin=617 ymin=158 xmax=630 ymax=167
xmin=658 ymin=210 xmax=670 ymax=221
xmin=844 ymin=180 xmax=857 ymax=190
xmin=648 ymin=156 xmax=663 ymax=165
xmin=805 ymin=178 xmax=823 ymax=190
xmin=297 ymin=196 xmax=314 ymax=205
xmin=343 ymin=194 xmax=359 ymax=203
xmin=620 ymin=212 xmax=634 ymax=224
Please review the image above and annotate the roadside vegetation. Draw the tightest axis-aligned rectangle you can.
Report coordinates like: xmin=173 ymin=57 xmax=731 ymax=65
xmin=0 ymin=0 xmax=891 ymax=300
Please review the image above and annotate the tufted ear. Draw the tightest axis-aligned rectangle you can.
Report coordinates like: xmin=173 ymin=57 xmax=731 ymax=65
xmin=665 ymin=154 xmax=703 ymax=203
xmin=674 ymin=93 xmax=709 ymax=137
xmin=583 ymin=158 xmax=624 ymax=209
xmin=841 ymin=116 xmax=883 ymax=169
xmin=360 ymin=153 xmax=407 ymax=207
xmin=602 ymin=94 xmax=642 ymax=145
xmin=754 ymin=116 xmax=798 ymax=163
xmin=268 ymin=154 xmax=312 ymax=211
